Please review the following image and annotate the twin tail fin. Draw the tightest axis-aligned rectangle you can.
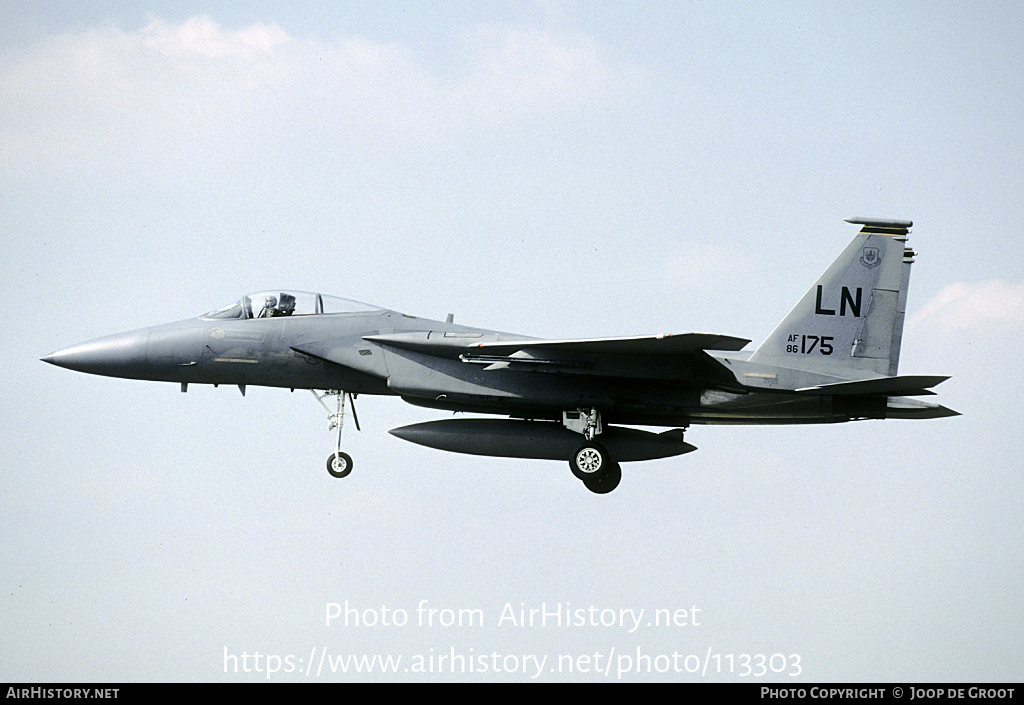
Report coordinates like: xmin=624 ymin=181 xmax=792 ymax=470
xmin=748 ymin=217 xmax=916 ymax=378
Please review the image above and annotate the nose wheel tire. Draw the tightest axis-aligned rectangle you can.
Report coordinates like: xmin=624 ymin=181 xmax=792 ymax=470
xmin=327 ymin=451 xmax=353 ymax=478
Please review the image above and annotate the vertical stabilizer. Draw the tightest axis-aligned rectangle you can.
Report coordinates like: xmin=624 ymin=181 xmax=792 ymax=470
xmin=748 ymin=218 xmax=915 ymax=377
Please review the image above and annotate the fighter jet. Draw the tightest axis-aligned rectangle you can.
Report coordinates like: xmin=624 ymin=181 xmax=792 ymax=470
xmin=42 ymin=217 xmax=957 ymax=493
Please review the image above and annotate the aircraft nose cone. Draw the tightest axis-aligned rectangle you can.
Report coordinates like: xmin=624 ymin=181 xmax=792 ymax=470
xmin=41 ymin=330 xmax=149 ymax=377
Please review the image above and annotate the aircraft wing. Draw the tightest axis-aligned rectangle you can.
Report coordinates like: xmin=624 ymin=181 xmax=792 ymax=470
xmin=366 ymin=331 xmax=749 ymax=357
xmin=366 ymin=330 xmax=750 ymax=384
xmin=470 ymin=332 xmax=751 ymax=356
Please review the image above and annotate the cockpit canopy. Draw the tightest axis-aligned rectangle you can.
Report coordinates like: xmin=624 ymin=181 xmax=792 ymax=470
xmin=202 ymin=291 xmax=383 ymax=320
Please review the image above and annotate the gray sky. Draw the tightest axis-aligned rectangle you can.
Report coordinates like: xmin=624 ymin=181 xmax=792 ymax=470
xmin=2 ymin=1 xmax=1021 ymax=682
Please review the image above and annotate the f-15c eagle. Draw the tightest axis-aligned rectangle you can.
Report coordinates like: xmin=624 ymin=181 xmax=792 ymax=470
xmin=43 ymin=217 xmax=956 ymax=493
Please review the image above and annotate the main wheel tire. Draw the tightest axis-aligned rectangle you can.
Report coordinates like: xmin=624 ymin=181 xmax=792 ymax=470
xmin=570 ymin=442 xmax=608 ymax=480
xmin=327 ymin=451 xmax=353 ymax=478
xmin=582 ymin=461 xmax=621 ymax=494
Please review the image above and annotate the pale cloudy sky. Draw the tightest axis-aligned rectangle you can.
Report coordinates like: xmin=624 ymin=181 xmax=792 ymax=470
xmin=2 ymin=1 xmax=1022 ymax=682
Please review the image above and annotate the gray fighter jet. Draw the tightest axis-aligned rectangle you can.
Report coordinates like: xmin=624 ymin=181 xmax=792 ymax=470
xmin=43 ymin=217 xmax=957 ymax=493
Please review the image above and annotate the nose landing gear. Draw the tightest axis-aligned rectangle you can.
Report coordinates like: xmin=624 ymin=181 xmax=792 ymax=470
xmin=313 ymin=390 xmax=359 ymax=479
xmin=327 ymin=451 xmax=353 ymax=479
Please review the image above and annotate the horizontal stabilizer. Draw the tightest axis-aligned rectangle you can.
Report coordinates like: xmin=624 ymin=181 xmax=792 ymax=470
xmin=797 ymin=375 xmax=950 ymax=396
xmin=885 ymin=397 xmax=960 ymax=419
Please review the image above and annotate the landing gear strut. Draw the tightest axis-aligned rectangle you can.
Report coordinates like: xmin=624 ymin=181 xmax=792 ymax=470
xmin=564 ymin=408 xmax=621 ymax=494
xmin=313 ymin=390 xmax=360 ymax=479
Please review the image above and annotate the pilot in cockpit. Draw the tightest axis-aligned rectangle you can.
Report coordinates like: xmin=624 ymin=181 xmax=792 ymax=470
xmin=258 ymin=295 xmax=279 ymax=318
xmin=258 ymin=293 xmax=297 ymax=318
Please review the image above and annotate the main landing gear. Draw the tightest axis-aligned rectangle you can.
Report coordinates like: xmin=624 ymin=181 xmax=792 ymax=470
xmin=313 ymin=390 xmax=359 ymax=479
xmin=564 ymin=408 xmax=621 ymax=494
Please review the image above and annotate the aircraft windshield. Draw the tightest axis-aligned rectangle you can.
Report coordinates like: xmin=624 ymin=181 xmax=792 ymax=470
xmin=202 ymin=291 xmax=383 ymax=319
